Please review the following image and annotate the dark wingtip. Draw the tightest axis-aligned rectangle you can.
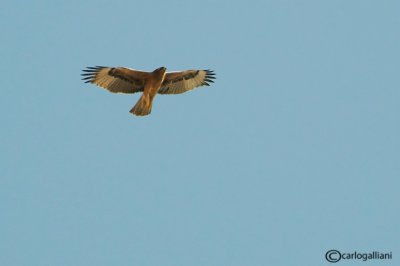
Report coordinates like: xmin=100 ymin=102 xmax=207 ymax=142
xmin=82 ymin=66 xmax=106 ymax=71
xmin=81 ymin=66 xmax=105 ymax=83
xmin=204 ymin=70 xmax=216 ymax=83
xmin=205 ymin=69 xmax=216 ymax=75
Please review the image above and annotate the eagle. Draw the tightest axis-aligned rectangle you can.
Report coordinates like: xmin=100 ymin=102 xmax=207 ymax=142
xmin=81 ymin=66 xmax=216 ymax=116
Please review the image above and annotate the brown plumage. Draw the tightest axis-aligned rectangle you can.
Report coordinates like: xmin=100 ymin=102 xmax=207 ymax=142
xmin=81 ymin=66 xmax=216 ymax=116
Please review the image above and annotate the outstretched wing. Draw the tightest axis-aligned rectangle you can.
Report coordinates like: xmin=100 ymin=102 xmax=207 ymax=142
xmin=81 ymin=66 xmax=150 ymax=94
xmin=158 ymin=69 xmax=215 ymax=95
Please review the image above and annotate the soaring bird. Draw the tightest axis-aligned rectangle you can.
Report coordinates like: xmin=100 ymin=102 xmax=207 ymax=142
xmin=81 ymin=66 xmax=216 ymax=116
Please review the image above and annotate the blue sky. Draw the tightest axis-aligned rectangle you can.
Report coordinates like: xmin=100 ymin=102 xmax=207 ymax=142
xmin=1 ymin=0 xmax=399 ymax=265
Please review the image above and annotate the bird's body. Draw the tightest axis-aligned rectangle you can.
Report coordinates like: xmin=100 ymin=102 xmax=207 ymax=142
xmin=81 ymin=66 xmax=215 ymax=116
xmin=131 ymin=67 xmax=167 ymax=115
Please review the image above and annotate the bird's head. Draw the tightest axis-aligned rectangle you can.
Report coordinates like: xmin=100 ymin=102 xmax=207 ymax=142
xmin=154 ymin=66 xmax=167 ymax=76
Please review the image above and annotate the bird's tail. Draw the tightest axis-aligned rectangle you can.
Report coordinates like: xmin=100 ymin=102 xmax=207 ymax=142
xmin=130 ymin=94 xmax=152 ymax=116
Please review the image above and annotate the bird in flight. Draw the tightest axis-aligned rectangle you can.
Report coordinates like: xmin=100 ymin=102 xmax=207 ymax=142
xmin=81 ymin=66 xmax=216 ymax=116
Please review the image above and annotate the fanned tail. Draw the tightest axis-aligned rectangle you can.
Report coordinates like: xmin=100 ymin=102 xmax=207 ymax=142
xmin=130 ymin=94 xmax=152 ymax=116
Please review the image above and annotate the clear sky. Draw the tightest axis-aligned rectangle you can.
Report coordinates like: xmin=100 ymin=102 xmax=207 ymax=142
xmin=1 ymin=1 xmax=399 ymax=265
